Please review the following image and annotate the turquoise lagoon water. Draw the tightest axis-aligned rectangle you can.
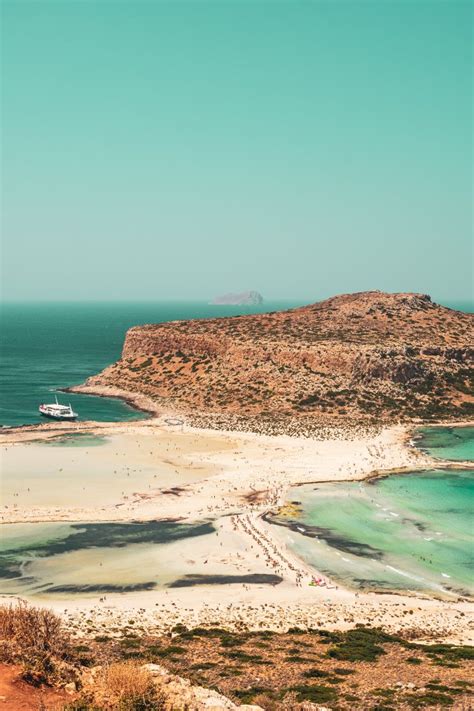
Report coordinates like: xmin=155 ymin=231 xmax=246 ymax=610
xmin=1 ymin=301 xmax=472 ymax=598
xmin=0 ymin=300 xmax=298 ymax=426
xmin=0 ymin=520 xmax=215 ymax=595
xmin=0 ymin=520 xmax=281 ymax=597
xmin=272 ymin=428 xmax=474 ymax=596
xmin=415 ymin=426 xmax=474 ymax=462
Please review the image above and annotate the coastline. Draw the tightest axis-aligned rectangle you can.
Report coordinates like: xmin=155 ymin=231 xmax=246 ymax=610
xmin=9 ymin=376 xmax=474 ymax=437
xmin=63 ymin=383 xmax=163 ymax=419
xmin=1 ymin=408 xmax=473 ymax=644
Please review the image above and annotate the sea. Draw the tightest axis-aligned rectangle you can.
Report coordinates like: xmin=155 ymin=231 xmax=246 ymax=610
xmin=0 ymin=300 xmax=299 ymax=427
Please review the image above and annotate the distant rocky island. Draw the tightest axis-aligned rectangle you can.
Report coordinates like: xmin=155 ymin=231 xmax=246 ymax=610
xmin=78 ymin=291 xmax=474 ymax=431
xmin=210 ymin=290 xmax=263 ymax=305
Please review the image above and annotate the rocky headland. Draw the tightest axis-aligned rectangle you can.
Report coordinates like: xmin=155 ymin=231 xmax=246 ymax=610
xmin=76 ymin=291 xmax=474 ymax=430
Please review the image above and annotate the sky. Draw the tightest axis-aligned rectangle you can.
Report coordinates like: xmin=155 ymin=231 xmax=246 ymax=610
xmin=1 ymin=0 xmax=472 ymax=303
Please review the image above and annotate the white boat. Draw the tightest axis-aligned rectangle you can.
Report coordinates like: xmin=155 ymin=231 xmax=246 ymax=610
xmin=39 ymin=396 xmax=78 ymax=421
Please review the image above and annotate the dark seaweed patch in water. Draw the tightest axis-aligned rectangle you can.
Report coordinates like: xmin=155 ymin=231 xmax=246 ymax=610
xmin=443 ymin=508 xmax=469 ymax=514
xmin=353 ymin=578 xmax=397 ymax=590
xmin=46 ymin=582 xmax=156 ymax=594
xmin=263 ymin=513 xmax=384 ymax=560
xmin=0 ymin=520 xmax=215 ymax=580
xmin=412 ymin=520 xmax=427 ymax=532
xmin=168 ymin=574 xmax=283 ymax=588
xmin=0 ymin=560 xmax=25 ymax=579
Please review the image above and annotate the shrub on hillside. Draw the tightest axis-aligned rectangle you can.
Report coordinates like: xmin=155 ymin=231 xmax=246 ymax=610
xmin=0 ymin=601 xmax=73 ymax=684
xmin=76 ymin=662 xmax=165 ymax=710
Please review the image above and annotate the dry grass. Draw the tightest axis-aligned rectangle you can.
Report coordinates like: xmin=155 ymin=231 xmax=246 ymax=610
xmin=104 ymin=662 xmax=159 ymax=704
xmin=0 ymin=601 xmax=73 ymax=684
xmin=74 ymin=661 xmax=165 ymax=710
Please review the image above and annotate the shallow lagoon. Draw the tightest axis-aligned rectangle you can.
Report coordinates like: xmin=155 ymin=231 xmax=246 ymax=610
xmin=270 ymin=425 xmax=474 ymax=596
xmin=2 ymin=425 xmax=472 ymax=599
xmin=0 ymin=520 xmax=280 ymax=597
xmin=270 ymin=469 xmax=473 ymax=596
xmin=415 ymin=426 xmax=474 ymax=462
xmin=1 ymin=432 xmax=217 ymax=510
xmin=0 ymin=520 xmax=213 ymax=595
xmin=38 ymin=433 xmax=108 ymax=447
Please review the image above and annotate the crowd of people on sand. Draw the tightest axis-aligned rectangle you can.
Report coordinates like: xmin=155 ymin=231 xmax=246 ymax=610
xmin=230 ymin=512 xmax=328 ymax=589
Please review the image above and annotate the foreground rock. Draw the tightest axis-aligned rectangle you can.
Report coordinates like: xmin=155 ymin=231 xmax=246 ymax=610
xmin=143 ymin=663 xmax=263 ymax=709
xmin=82 ymin=663 xmax=263 ymax=710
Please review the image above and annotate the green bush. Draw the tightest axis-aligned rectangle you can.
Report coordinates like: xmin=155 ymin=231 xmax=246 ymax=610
xmin=287 ymin=684 xmax=337 ymax=703
xmin=326 ymin=627 xmax=393 ymax=662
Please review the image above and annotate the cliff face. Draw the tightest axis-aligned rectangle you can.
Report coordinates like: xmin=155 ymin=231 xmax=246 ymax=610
xmin=85 ymin=291 xmax=474 ymax=423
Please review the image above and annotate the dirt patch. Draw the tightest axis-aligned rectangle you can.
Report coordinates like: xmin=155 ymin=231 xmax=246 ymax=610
xmin=0 ymin=664 xmax=68 ymax=711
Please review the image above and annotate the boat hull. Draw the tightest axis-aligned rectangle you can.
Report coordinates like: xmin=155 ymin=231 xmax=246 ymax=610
xmin=39 ymin=410 xmax=77 ymax=421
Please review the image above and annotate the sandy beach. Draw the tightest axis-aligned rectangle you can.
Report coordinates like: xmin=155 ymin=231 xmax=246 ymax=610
xmin=1 ymin=415 xmax=473 ymax=645
xmin=1 ymin=415 xmax=432 ymax=524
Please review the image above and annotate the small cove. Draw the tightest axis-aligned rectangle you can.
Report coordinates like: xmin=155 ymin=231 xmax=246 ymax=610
xmin=269 ymin=426 xmax=474 ymax=597
xmin=1 ymin=301 xmax=297 ymax=427
xmin=414 ymin=425 xmax=474 ymax=462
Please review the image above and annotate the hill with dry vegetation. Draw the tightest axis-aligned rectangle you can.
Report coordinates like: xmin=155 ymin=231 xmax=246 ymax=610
xmin=1 ymin=602 xmax=473 ymax=710
xmin=82 ymin=291 xmax=473 ymax=429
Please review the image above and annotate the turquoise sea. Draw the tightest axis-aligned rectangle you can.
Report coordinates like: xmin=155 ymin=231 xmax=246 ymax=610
xmin=415 ymin=426 xmax=474 ymax=462
xmin=0 ymin=300 xmax=298 ymax=426
xmin=271 ymin=428 xmax=474 ymax=596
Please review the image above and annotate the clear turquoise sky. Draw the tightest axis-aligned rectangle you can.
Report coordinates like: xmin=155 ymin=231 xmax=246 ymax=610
xmin=2 ymin=0 xmax=472 ymax=302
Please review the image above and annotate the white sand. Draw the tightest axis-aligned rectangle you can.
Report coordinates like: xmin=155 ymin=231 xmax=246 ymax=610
xmin=0 ymin=421 xmax=430 ymax=524
xmin=1 ymin=418 xmax=472 ymax=644
xmin=1 ymin=429 xmax=231 ymax=517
